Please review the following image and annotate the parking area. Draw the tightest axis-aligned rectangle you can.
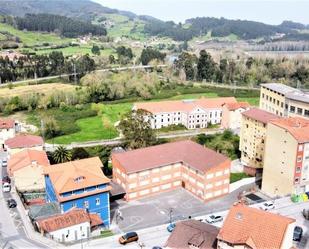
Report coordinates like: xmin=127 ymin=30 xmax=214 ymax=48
xmin=111 ymin=182 xmax=257 ymax=232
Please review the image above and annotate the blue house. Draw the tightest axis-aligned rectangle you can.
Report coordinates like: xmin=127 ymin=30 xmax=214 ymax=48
xmin=44 ymin=157 xmax=111 ymax=227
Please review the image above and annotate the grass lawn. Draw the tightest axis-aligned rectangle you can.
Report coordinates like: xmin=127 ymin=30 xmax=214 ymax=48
xmin=230 ymin=173 xmax=251 ymax=183
xmin=0 ymin=23 xmax=71 ymax=46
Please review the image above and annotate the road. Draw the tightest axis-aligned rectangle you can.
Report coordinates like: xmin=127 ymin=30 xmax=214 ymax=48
xmin=0 ymin=65 xmax=167 ymax=87
xmin=45 ymin=128 xmax=224 ymax=151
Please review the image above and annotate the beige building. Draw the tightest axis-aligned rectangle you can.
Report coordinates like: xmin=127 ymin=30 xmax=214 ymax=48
xmin=112 ymin=140 xmax=231 ymax=202
xmin=262 ymin=117 xmax=309 ymax=196
xmin=217 ymin=204 xmax=295 ymax=249
xmin=239 ymin=108 xmax=279 ymax=176
xmin=8 ymin=149 xmax=50 ymax=192
xmin=260 ymin=83 xmax=309 ymax=118
xmin=221 ymin=102 xmax=250 ymax=130
xmin=0 ymin=119 xmax=16 ymax=147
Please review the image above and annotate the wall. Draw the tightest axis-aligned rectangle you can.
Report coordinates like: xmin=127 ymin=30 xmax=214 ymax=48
xmin=280 ymin=222 xmax=295 ymax=249
xmin=261 ymin=123 xmax=297 ymax=196
xmin=8 ymin=145 xmax=43 ymax=156
xmin=286 ymin=98 xmax=309 ymax=119
xmin=47 ymin=222 xmax=90 ymax=243
xmin=61 ymin=192 xmax=110 ymax=227
xmin=45 ymin=175 xmax=58 ymax=203
xmin=259 ymin=86 xmax=285 ymax=116
xmin=0 ymin=128 xmax=15 ymax=146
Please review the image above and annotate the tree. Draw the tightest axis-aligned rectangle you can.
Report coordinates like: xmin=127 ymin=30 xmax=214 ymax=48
xmin=42 ymin=117 xmax=61 ymax=140
xmin=91 ymin=45 xmax=101 ymax=55
xmin=71 ymin=147 xmax=89 ymax=160
xmin=109 ymin=55 xmax=116 ymax=64
xmin=197 ymin=50 xmax=216 ymax=81
xmin=52 ymin=146 xmax=72 ymax=164
xmin=118 ymin=109 xmax=157 ymax=149
xmin=140 ymin=47 xmax=166 ymax=65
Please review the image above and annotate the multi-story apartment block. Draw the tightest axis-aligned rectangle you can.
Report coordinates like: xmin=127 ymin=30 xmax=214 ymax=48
xmin=239 ymin=108 xmax=279 ymax=176
xmin=260 ymin=83 xmax=309 ymax=118
xmin=133 ymin=97 xmax=238 ymax=129
xmin=44 ymin=157 xmax=111 ymax=227
xmin=262 ymin=117 xmax=309 ymax=196
xmin=112 ymin=140 xmax=231 ymax=202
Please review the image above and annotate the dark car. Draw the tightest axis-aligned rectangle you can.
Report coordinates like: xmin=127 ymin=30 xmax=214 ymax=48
xmin=2 ymin=175 xmax=11 ymax=184
xmin=152 ymin=247 xmax=163 ymax=249
xmin=7 ymin=199 xmax=17 ymax=208
xmin=119 ymin=232 xmax=138 ymax=245
xmin=293 ymin=226 xmax=303 ymax=242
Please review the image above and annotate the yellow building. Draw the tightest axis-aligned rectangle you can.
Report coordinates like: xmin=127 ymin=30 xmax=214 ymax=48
xmin=262 ymin=117 xmax=309 ymax=196
xmin=239 ymin=108 xmax=279 ymax=176
xmin=260 ymin=83 xmax=309 ymax=118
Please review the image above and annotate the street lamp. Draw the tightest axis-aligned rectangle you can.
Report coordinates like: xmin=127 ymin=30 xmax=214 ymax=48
xmin=80 ymin=232 xmax=85 ymax=249
xmin=169 ymin=208 xmax=174 ymax=224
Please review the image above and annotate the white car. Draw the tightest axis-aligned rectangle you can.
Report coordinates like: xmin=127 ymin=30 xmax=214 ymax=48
xmin=260 ymin=201 xmax=275 ymax=211
xmin=1 ymin=159 xmax=7 ymax=167
xmin=205 ymin=215 xmax=223 ymax=224
xmin=2 ymin=182 xmax=11 ymax=193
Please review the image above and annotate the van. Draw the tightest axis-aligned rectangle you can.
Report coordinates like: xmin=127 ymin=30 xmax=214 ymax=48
xmin=119 ymin=232 xmax=138 ymax=245
xmin=2 ymin=182 xmax=11 ymax=192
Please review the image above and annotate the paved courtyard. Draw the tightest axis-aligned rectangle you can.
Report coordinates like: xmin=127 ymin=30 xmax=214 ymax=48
xmin=110 ymin=183 xmax=257 ymax=232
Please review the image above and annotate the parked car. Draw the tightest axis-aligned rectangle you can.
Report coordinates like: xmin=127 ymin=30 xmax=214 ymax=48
xmin=2 ymin=175 xmax=11 ymax=184
xmin=260 ymin=201 xmax=275 ymax=211
xmin=293 ymin=226 xmax=303 ymax=242
xmin=152 ymin=247 xmax=163 ymax=249
xmin=7 ymin=199 xmax=17 ymax=208
xmin=167 ymin=223 xmax=176 ymax=232
xmin=1 ymin=159 xmax=7 ymax=167
xmin=119 ymin=232 xmax=138 ymax=245
xmin=205 ymin=215 xmax=223 ymax=224
xmin=2 ymin=182 xmax=11 ymax=193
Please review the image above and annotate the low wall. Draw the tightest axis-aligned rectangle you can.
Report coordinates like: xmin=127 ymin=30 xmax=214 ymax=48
xmin=229 ymin=177 xmax=256 ymax=193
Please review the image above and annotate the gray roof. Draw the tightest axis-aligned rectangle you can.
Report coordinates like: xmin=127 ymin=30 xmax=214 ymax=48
xmin=261 ymin=83 xmax=298 ymax=95
xmin=286 ymin=91 xmax=309 ymax=104
xmin=28 ymin=202 xmax=60 ymax=221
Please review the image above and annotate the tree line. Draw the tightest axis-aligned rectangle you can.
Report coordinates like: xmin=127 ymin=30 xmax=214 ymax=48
xmin=174 ymin=50 xmax=309 ymax=86
xmin=0 ymin=51 xmax=95 ymax=83
xmin=14 ymin=13 xmax=106 ymax=38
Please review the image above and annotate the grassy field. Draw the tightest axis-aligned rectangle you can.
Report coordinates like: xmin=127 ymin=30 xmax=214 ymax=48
xmin=230 ymin=173 xmax=251 ymax=183
xmin=49 ymin=93 xmax=259 ymax=144
xmin=0 ymin=83 xmax=76 ymax=98
xmin=0 ymin=23 xmax=71 ymax=46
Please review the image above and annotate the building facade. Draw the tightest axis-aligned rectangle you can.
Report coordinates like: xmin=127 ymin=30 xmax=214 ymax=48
xmin=260 ymin=83 xmax=309 ymax=118
xmin=262 ymin=117 xmax=309 ymax=196
xmin=0 ymin=119 xmax=16 ymax=147
xmin=112 ymin=140 xmax=231 ymax=202
xmin=239 ymin=108 xmax=279 ymax=176
xmin=221 ymin=102 xmax=250 ymax=130
xmin=133 ymin=97 xmax=238 ymax=130
xmin=8 ymin=149 xmax=50 ymax=192
xmin=44 ymin=157 xmax=111 ymax=227
xmin=217 ymin=204 xmax=295 ymax=249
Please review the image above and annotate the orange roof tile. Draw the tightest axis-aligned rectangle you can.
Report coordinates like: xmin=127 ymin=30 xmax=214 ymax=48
xmin=8 ymin=149 xmax=50 ymax=177
xmin=112 ymin=140 xmax=230 ymax=174
xmin=223 ymin=102 xmax=250 ymax=111
xmin=5 ymin=134 xmax=44 ymax=149
xmin=134 ymin=97 xmax=237 ymax=113
xmin=270 ymin=117 xmax=309 ymax=143
xmin=0 ymin=118 xmax=15 ymax=129
xmin=44 ymin=157 xmax=110 ymax=195
xmin=242 ymin=108 xmax=280 ymax=124
xmin=217 ymin=204 xmax=295 ymax=249
xmin=37 ymin=209 xmax=91 ymax=233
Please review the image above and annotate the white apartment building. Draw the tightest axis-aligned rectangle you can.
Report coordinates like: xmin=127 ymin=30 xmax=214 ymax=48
xmin=133 ymin=97 xmax=238 ymax=129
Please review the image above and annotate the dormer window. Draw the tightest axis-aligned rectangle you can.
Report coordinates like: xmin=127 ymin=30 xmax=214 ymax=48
xmin=74 ymin=176 xmax=85 ymax=183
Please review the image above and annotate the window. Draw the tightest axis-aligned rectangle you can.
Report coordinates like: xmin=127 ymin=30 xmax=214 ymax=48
xmin=285 ymin=104 xmax=288 ymax=110
xmin=305 ymin=110 xmax=309 ymax=117
xmin=290 ymin=106 xmax=295 ymax=113
xmin=297 ymin=108 xmax=303 ymax=115
xmin=84 ymin=201 xmax=89 ymax=208
xmin=262 ymin=93 xmax=265 ymax=98
xmin=296 ymin=167 xmax=301 ymax=173
xmin=72 ymin=203 xmax=77 ymax=208
xmin=95 ymin=198 xmax=100 ymax=206
xmin=297 ymin=156 xmax=303 ymax=162
xmin=295 ymin=177 xmax=299 ymax=184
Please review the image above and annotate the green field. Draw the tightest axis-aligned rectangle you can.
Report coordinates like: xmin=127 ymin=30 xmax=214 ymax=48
xmin=0 ymin=23 xmax=71 ymax=46
xmin=230 ymin=173 xmax=251 ymax=183
xmin=48 ymin=92 xmax=259 ymax=144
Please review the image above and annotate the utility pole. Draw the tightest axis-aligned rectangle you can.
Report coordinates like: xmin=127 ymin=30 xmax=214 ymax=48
xmin=40 ymin=119 xmax=44 ymax=141
xmin=72 ymin=61 xmax=77 ymax=84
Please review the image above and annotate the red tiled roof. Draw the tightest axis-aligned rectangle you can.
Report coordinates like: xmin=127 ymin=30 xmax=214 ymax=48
xmin=8 ymin=149 xmax=50 ymax=176
xmin=5 ymin=134 xmax=44 ymax=149
xmin=89 ymin=213 xmax=103 ymax=227
xmin=242 ymin=108 xmax=279 ymax=124
xmin=223 ymin=102 xmax=250 ymax=111
xmin=112 ymin=140 xmax=230 ymax=174
xmin=270 ymin=117 xmax=309 ymax=143
xmin=217 ymin=204 xmax=295 ymax=249
xmin=165 ymin=220 xmax=219 ymax=249
xmin=0 ymin=119 xmax=15 ymax=129
xmin=26 ymin=198 xmax=46 ymax=206
xmin=37 ymin=209 xmax=91 ymax=233
xmin=134 ymin=97 xmax=237 ymax=113
xmin=44 ymin=157 xmax=110 ymax=195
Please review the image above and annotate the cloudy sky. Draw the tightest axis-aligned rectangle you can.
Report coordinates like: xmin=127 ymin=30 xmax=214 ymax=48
xmin=94 ymin=0 xmax=309 ymax=25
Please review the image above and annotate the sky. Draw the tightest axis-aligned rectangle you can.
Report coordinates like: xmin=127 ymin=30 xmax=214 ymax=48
xmin=94 ymin=0 xmax=309 ymax=25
